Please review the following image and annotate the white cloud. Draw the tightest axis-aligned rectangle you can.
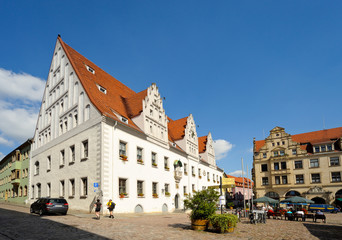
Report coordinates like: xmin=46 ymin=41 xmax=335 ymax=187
xmin=0 ymin=68 xmax=45 ymax=143
xmin=0 ymin=68 xmax=45 ymax=101
xmin=228 ymin=170 xmax=245 ymax=177
xmin=248 ymin=147 xmax=253 ymax=153
xmin=213 ymin=139 xmax=233 ymax=160
xmin=0 ymin=135 xmax=14 ymax=146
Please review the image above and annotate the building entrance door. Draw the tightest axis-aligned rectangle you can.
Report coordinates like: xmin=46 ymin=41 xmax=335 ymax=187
xmin=175 ymin=194 xmax=179 ymax=209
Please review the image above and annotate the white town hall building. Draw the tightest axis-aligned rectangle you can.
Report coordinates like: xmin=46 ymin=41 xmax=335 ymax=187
xmin=29 ymin=36 xmax=223 ymax=213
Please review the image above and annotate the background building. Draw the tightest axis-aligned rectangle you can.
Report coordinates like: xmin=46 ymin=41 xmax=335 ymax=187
xmin=224 ymin=173 xmax=253 ymax=208
xmin=253 ymin=126 xmax=342 ymax=206
xmin=29 ymin=36 xmax=223 ymax=213
xmin=0 ymin=140 xmax=31 ymax=204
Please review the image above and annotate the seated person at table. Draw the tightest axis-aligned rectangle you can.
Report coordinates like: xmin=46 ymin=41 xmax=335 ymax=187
xmin=268 ymin=208 xmax=274 ymax=214
xmin=287 ymin=209 xmax=293 ymax=214
xmin=315 ymin=210 xmax=326 ymax=223
xmin=301 ymin=208 xmax=308 ymax=214
xmin=296 ymin=210 xmax=304 ymax=215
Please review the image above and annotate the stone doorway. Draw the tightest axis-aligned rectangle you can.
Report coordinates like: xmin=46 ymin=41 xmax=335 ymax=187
xmin=175 ymin=194 xmax=179 ymax=209
xmin=312 ymin=197 xmax=326 ymax=204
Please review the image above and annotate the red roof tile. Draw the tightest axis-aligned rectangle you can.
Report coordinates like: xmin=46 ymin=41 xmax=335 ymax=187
xmin=168 ymin=117 xmax=187 ymax=141
xmin=255 ymin=127 xmax=342 ymax=152
xmin=198 ymin=136 xmax=207 ymax=153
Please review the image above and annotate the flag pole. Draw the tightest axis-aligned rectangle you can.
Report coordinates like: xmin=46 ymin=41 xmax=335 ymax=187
xmin=247 ymin=164 xmax=250 ymax=212
xmin=241 ymin=157 xmax=246 ymax=217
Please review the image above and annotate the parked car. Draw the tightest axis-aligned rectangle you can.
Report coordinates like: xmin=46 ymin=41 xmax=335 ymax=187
xmin=30 ymin=198 xmax=68 ymax=216
xmin=308 ymin=204 xmax=339 ymax=213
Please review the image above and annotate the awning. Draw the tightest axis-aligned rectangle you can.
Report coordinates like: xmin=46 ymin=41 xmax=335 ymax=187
xmin=336 ymin=198 xmax=342 ymax=201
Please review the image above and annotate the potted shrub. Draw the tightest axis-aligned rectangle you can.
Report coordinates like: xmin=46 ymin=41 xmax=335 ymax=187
xmin=120 ymin=154 xmax=128 ymax=161
xmin=119 ymin=193 xmax=127 ymax=198
xmin=184 ymin=188 xmax=219 ymax=231
xmin=152 ymin=193 xmax=158 ymax=198
xmin=152 ymin=163 xmax=157 ymax=167
xmin=137 ymin=159 xmax=143 ymax=164
xmin=227 ymin=202 xmax=234 ymax=210
xmin=209 ymin=214 xmax=238 ymax=233
xmin=138 ymin=193 xmax=144 ymax=197
xmin=165 ymin=192 xmax=171 ymax=196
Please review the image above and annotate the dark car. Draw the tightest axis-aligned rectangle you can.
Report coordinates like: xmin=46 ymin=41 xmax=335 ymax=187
xmin=30 ymin=198 xmax=68 ymax=216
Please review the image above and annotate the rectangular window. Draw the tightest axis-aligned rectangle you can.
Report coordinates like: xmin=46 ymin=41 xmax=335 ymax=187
xmin=327 ymin=144 xmax=332 ymax=151
xmin=262 ymin=177 xmax=269 ymax=185
xmin=183 ymin=186 xmax=187 ymax=195
xmin=294 ymin=160 xmax=303 ymax=169
xmin=137 ymin=147 xmax=143 ymax=163
xmin=47 ymin=156 xmax=51 ymax=172
xmin=164 ymin=157 xmax=169 ymax=170
xmin=273 ymin=151 xmax=278 ymax=157
xmin=81 ymin=177 xmax=88 ymax=196
xmin=152 ymin=182 xmax=158 ymax=197
xmin=198 ymin=168 xmax=201 ymax=178
xmin=31 ymin=185 xmax=34 ymax=199
xmin=69 ymin=179 xmax=75 ymax=197
xmin=281 ymin=162 xmax=287 ymax=169
xmin=137 ymin=181 xmax=144 ymax=196
xmin=330 ymin=157 xmax=340 ymax=166
xmin=321 ymin=145 xmax=326 ymax=152
xmin=280 ymin=150 xmax=285 ymax=156
xmin=184 ymin=163 xmax=188 ymax=174
xmin=60 ymin=150 xmax=65 ymax=166
xmin=152 ymin=152 xmax=157 ymax=167
xmin=261 ymin=164 xmax=268 ymax=172
xmin=192 ymin=166 xmax=195 ymax=176
xmin=292 ymin=149 xmax=297 ymax=155
xmin=165 ymin=183 xmax=169 ymax=194
xmin=310 ymin=159 xmax=319 ymax=168
xmin=332 ymin=172 xmax=341 ymax=182
xmin=119 ymin=141 xmax=127 ymax=158
xmin=207 ymin=172 xmax=210 ymax=180
xmin=274 ymin=162 xmax=279 ymax=170
xmin=311 ymin=173 xmax=320 ymax=183
xmin=314 ymin=146 xmax=320 ymax=153
xmin=296 ymin=175 xmax=304 ymax=184
xmin=60 ymin=180 xmax=65 ymax=197
xmin=47 ymin=183 xmax=51 ymax=197
xmin=275 ymin=176 xmax=280 ymax=185
xmin=82 ymin=140 xmax=88 ymax=159
xmin=70 ymin=145 xmax=75 ymax=163
xmin=263 ymin=153 xmax=267 ymax=158
xmin=192 ymin=184 xmax=195 ymax=192
xmin=282 ymin=176 xmax=288 ymax=184
xmin=119 ymin=178 xmax=127 ymax=195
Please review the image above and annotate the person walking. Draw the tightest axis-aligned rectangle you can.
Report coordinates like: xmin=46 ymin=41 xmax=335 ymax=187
xmin=107 ymin=199 xmax=115 ymax=219
xmin=94 ymin=199 xmax=102 ymax=220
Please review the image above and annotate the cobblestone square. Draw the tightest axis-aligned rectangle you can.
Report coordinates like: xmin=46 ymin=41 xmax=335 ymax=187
xmin=1 ymin=203 xmax=342 ymax=240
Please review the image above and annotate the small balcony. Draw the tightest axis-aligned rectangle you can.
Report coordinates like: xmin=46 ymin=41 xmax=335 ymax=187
xmin=11 ymin=178 xmax=20 ymax=185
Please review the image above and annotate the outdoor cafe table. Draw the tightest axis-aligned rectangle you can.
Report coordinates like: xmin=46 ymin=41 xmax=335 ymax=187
xmin=304 ymin=213 xmax=315 ymax=222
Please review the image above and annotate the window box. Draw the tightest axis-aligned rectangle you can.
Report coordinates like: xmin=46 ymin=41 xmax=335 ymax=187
xmin=80 ymin=195 xmax=87 ymax=199
xmin=165 ymin=166 xmax=170 ymax=171
xmin=199 ymin=176 xmax=202 ymax=179
xmin=69 ymin=196 xmax=74 ymax=199
xmin=59 ymin=164 xmax=64 ymax=169
xmin=165 ymin=192 xmax=170 ymax=196
xmin=152 ymin=193 xmax=158 ymax=198
xmin=81 ymin=157 xmax=88 ymax=161
xmin=213 ymin=180 xmax=216 ymax=183
xmin=208 ymin=179 xmax=210 ymax=182
xmin=119 ymin=193 xmax=128 ymax=198
xmin=120 ymin=155 xmax=128 ymax=161
xmin=184 ymin=172 xmax=188 ymax=176
xmin=138 ymin=193 xmax=144 ymax=197
xmin=137 ymin=159 xmax=143 ymax=164
xmin=152 ymin=163 xmax=158 ymax=167
xmin=192 ymin=190 xmax=197 ymax=193
xmin=192 ymin=174 xmax=196 ymax=177
xmin=184 ymin=193 xmax=188 ymax=196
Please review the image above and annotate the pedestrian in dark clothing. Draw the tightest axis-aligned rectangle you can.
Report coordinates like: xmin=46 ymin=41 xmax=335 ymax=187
xmin=94 ymin=199 xmax=102 ymax=219
xmin=107 ymin=199 xmax=115 ymax=218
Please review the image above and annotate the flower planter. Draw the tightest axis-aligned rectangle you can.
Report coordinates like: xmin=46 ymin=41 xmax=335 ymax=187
xmin=191 ymin=219 xmax=208 ymax=231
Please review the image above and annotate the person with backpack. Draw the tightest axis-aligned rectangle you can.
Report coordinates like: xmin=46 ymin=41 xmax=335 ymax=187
xmin=94 ymin=199 xmax=102 ymax=220
xmin=107 ymin=199 xmax=115 ymax=218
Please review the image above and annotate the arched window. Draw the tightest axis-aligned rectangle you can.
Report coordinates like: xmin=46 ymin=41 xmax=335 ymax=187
xmin=265 ymin=191 xmax=279 ymax=200
xmin=84 ymin=104 xmax=90 ymax=122
xmin=24 ymin=186 xmax=27 ymax=196
xmin=34 ymin=161 xmax=39 ymax=175
xmin=73 ymin=82 xmax=79 ymax=104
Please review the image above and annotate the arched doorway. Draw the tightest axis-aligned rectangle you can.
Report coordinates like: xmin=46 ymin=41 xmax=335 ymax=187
xmin=285 ymin=190 xmax=301 ymax=198
xmin=312 ymin=197 xmax=325 ymax=204
xmin=175 ymin=194 xmax=179 ymax=209
xmin=134 ymin=204 xmax=143 ymax=213
xmin=335 ymin=189 xmax=342 ymax=208
xmin=265 ymin=192 xmax=280 ymax=200
xmin=162 ymin=204 xmax=168 ymax=213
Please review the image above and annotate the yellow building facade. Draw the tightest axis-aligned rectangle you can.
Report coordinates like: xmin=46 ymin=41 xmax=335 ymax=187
xmin=253 ymin=126 xmax=342 ymax=205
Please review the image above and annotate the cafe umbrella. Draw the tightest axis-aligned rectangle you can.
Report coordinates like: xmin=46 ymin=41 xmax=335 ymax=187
xmin=253 ymin=196 xmax=279 ymax=204
xmin=280 ymin=196 xmax=314 ymax=204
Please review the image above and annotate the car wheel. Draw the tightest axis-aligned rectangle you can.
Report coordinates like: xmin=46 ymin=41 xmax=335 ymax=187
xmin=62 ymin=212 xmax=67 ymax=215
xmin=30 ymin=207 xmax=34 ymax=214
xmin=39 ymin=209 xmax=44 ymax=216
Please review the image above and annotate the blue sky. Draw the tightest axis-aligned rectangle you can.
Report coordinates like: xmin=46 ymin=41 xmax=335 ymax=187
xmin=1 ymin=1 xmax=342 ymax=178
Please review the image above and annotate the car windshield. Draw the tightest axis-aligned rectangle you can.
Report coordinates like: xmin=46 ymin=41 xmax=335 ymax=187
xmin=49 ymin=199 xmax=67 ymax=204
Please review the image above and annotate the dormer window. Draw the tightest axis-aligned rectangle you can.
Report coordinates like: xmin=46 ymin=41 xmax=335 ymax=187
xmin=121 ymin=117 xmax=128 ymax=124
xmin=97 ymin=85 xmax=107 ymax=94
xmin=86 ymin=65 xmax=95 ymax=74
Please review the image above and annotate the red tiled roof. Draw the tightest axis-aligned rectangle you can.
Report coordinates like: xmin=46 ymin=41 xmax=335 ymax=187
xmin=198 ymin=136 xmax=207 ymax=153
xmin=124 ymin=89 xmax=148 ymax=118
xmin=168 ymin=117 xmax=187 ymax=141
xmin=255 ymin=127 xmax=342 ymax=152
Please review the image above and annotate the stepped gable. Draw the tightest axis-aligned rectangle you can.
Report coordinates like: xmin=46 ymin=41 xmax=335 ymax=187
xmin=254 ymin=127 xmax=342 ymax=152
xmin=198 ymin=136 xmax=207 ymax=154
xmin=59 ymin=36 xmax=143 ymax=132
xmin=167 ymin=117 xmax=188 ymax=141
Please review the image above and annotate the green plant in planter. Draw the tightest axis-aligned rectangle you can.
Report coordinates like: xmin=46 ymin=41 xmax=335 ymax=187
xmin=209 ymin=214 xmax=238 ymax=233
xmin=227 ymin=202 xmax=234 ymax=209
xmin=184 ymin=188 xmax=219 ymax=221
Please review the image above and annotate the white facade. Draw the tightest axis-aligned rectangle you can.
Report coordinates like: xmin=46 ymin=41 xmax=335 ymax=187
xmin=30 ymin=36 xmax=223 ymax=213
